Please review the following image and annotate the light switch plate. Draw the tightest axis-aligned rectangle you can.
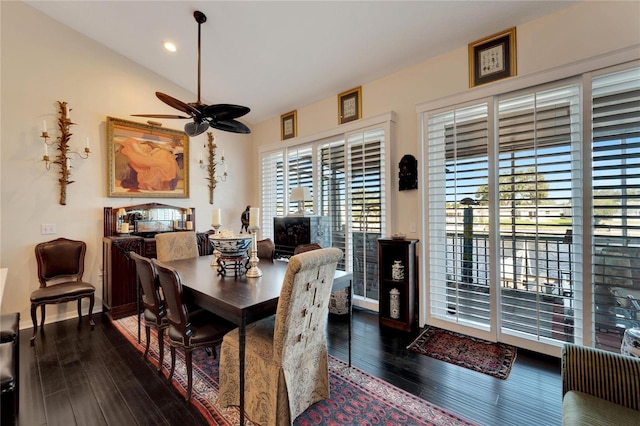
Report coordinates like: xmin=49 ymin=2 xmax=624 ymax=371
xmin=41 ymin=224 xmax=56 ymax=235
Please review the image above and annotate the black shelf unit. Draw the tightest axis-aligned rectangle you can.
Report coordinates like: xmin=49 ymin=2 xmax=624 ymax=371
xmin=378 ymin=238 xmax=418 ymax=331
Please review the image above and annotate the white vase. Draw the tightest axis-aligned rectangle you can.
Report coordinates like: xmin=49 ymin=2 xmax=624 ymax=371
xmin=390 ymin=288 xmax=400 ymax=319
xmin=392 ymin=260 xmax=404 ymax=281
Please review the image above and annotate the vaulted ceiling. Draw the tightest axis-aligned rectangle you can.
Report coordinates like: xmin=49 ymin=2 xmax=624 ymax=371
xmin=25 ymin=1 xmax=580 ymax=125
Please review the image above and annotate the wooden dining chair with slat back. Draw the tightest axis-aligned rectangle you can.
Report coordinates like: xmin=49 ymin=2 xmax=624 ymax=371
xmin=130 ymin=252 xmax=169 ymax=375
xmin=152 ymin=258 xmax=236 ymax=401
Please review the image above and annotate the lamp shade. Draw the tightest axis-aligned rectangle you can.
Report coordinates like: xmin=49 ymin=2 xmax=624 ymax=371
xmin=117 ymin=208 xmax=126 ymax=217
xmin=290 ymin=186 xmax=311 ymax=202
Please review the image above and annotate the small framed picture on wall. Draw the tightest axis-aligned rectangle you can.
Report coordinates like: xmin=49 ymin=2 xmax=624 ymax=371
xmin=469 ymin=27 xmax=516 ymax=88
xmin=338 ymin=86 xmax=362 ymax=124
xmin=281 ymin=110 xmax=297 ymax=140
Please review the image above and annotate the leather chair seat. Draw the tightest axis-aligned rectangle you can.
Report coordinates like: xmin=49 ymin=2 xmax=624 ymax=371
xmin=167 ymin=310 xmax=235 ymax=346
xmin=30 ymin=281 xmax=95 ymax=303
xmin=143 ymin=308 xmax=168 ymax=325
xmin=0 ymin=314 xmax=19 ymax=343
xmin=0 ymin=343 xmax=14 ymax=391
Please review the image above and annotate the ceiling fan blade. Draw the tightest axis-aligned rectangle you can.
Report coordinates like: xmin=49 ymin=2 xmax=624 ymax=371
xmin=203 ymin=104 xmax=250 ymax=120
xmin=131 ymin=114 xmax=190 ymax=119
xmin=156 ymin=92 xmax=200 ymax=116
xmin=184 ymin=120 xmax=210 ymax=137
xmin=208 ymin=119 xmax=251 ymax=134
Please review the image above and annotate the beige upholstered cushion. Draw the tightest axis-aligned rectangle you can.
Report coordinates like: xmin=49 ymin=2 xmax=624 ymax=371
xmin=219 ymin=247 xmax=343 ymax=425
xmin=155 ymin=232 xmax=199 ymax=262
xmin=563 ymin=391 xmax=640 ymax=426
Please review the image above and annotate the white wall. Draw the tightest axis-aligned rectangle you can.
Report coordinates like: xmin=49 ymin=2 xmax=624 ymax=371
xmin=0 ymin=2 xmax=254 ymax=328
xmin=250 ymin=1 xmax=640 ymax=242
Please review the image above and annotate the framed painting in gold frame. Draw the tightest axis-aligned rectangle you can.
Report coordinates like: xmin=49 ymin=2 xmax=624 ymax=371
xmin=106 ymin=116 xmax=189 ymax=198
xmin=281 ymin=110 xmax=297 ymax=140
xmin=338 ymin=86 xmax=362 ymax=124
xmin=469 ymin=28 xmax=516 ymax=88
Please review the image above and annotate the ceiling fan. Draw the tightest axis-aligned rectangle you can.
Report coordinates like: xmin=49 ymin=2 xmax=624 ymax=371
xmin=133 ymin=10 xmax=250 ymax=137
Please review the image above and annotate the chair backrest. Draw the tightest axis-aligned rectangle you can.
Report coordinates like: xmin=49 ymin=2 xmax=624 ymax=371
xmin=155 ymin=231 xmax=199 ymax=262
xmin=257 ymin=238 xmax=275 ymax=261
xmin=293 ymin=243 xmax=322 ymax=255
xmin=35 ymin=237 xmax=85 ymax=287
xmin=151 ymin=259 xmax=190 ymax=341
xmin=130 ymin=252 xmax=164 ymax=317
xmin=273 ymin=247 xmax=343 ymax=362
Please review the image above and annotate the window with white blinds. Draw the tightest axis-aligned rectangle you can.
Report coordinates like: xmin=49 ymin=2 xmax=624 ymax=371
xmin=497 ymin=84 xmax=582 ymax=344
xmin=287 ymin=146 xmax=314 ymax=214
xmin=259 ymin=125 xmax=387 ymax=305
xmin=260 ymin=150 xmax=284 ymax=237
xmin=426 ymin=81 xmax=583 ymax=349
xmin=591 ymin=65 xmax=640 ymax=352
xmin=427 ymin=103 xmax=491 ymax=327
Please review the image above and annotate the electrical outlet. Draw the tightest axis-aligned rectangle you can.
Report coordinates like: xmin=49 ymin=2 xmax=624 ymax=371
xmin=410 ymin=222 xmax=416 ymax=233
xmin=41 ymin=224 xmax=57 ymax=235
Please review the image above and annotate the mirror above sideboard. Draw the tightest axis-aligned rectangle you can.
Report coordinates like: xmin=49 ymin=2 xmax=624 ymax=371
xmin=103 ymin=202 xmax=196 ymax=237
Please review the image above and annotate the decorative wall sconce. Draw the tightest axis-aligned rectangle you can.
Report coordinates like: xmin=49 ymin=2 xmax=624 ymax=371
xmin=41 ymin=101 xmax=90 ymax=205
xmin=199 ymin=132 xmax=227 ymax=204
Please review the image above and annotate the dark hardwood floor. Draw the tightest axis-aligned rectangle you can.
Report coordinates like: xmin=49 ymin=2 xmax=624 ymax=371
xmin=13 ymin=308 xmax=561 ymax=426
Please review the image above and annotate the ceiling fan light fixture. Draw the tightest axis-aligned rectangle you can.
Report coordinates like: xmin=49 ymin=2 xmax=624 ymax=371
xmin=163 ymin=41 xmax=177 ymax=52
xmin=133 ymin=10 xmax=251 ymax=135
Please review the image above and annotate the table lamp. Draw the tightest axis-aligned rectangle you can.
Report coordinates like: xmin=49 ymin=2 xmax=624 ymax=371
xmin=290 ymin=186 xmax=311 ymax=215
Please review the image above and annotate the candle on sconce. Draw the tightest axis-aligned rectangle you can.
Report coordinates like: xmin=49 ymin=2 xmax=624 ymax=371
xmin=85 ymin=137 xmax=90 ymax=149
xmin=43 ymin=120 xmax=47 ymax=133
xmin=212 ymin=208 xmax=221 ymax=226
xmin=249 ymin=207 xmax=260 ymax=228
xmin=224 ymin=163 xmax=228 ymax=174
xmin=66 ymin=158 xmax=71 ymax=169
xmin=44 ymin=142 xmax=48 ymax=157
xmin=221 ymin=149 xmax=225 ymax=159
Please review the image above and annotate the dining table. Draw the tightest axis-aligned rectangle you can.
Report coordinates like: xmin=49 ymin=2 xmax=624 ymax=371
xmin=162 ymin=254 xmax=353 ymax=425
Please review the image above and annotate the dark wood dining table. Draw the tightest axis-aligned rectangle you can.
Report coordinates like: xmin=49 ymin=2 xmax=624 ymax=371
xmin=162 ymin=254 xmax=353 ymax=425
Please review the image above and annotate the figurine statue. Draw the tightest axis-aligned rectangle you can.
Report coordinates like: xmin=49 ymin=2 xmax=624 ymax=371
xmin=399 ymin=154 xmax=418 ymax=191
xmin=240 ymin=205 xmax=250 ymax=233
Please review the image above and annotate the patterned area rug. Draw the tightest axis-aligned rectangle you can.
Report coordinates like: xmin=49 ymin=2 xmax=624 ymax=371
xmin=113 ymin=315 xmax=478 ymax=425
xmin=407 ymin=326 xmax=517 ymax=380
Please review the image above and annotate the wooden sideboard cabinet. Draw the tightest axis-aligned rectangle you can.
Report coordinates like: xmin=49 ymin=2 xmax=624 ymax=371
xmin=378 ymin=238 xmax=419 ymax=331
xmin=102 ymin=203 xmax=212 ymax=319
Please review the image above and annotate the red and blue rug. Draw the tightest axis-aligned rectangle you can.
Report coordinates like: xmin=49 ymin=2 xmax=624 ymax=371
xmin=407 ymin=326 xmax=517 ymax=380
xmin=112 ymin=315 xmax=477 ymax=426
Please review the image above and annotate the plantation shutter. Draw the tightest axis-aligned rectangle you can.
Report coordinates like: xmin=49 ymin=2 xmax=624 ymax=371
xmin=260 ymin=150 xmax=284 ymax=237
xmin=348 ymin=129 xmax=386 ymax=301
xmin=427 ymin=103 xmax=491 ymax=325
xmin=591 ymin=65 xmax=640 ymax=350
xmin=287 ymin=146 xmax=314 ymax=214
xmin=318 ymin=138 xmax=347 ymax=270
xmin=497 ymin=83 xmax=582 ymax=343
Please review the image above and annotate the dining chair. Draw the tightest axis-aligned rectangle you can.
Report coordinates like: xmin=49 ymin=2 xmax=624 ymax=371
xmin=152 ymin=258 xmax=236 ymax=401
xmin=155 ymin=231 xmax=199 ymax=262
xmin=257 ymin=238 xmax=276 ymax=262
xmin=130 ymin=252 xmax=169 ymax=374
xmin=218 ymin=247 xmax=343 ymax=425
xmin=294 ymin=243 xmax=349 ymax=315
xmin=31 ymin=238 xmax=95 ymax=343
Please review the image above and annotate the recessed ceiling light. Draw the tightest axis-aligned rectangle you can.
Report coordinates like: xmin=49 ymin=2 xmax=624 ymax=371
xmin=163 ymin=41 xmax=177 ymax=52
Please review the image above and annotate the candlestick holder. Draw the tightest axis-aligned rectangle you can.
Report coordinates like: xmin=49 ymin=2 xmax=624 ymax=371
xmin=212 ymin=224 xmax=221 ymax=234
xmin=245 ymin=225 xmax=263 ymax=278
xmin=41 ymin=101 xmax=90 ymax=205
xmin=199 ymin=132 xmax=227 ymax=204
